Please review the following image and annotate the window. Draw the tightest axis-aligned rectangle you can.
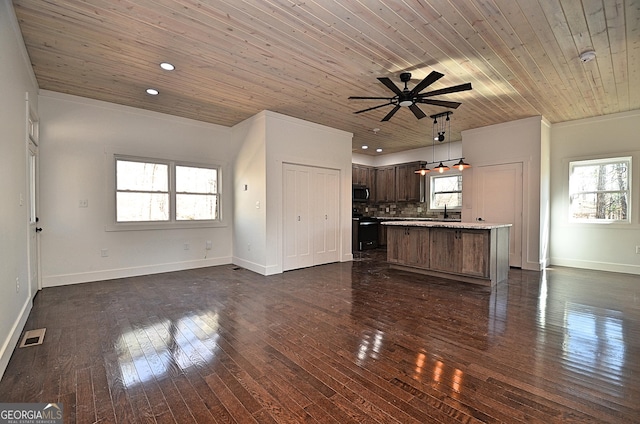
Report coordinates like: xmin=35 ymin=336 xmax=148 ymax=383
xmin=569 ymin=157 xmax=630 ymax=222
xmin=115 ymin=156 xmax=219 ymax=224
xmin=430 ymin=174 xmax=462 ymax=210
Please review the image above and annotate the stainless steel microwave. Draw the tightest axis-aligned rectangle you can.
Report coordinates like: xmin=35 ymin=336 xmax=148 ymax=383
xmin=352 ymin=185 xmax=370 ymax=202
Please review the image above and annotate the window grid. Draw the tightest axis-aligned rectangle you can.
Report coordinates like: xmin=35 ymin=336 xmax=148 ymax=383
xmin=569 ymin=157 xmax=631 ymax=223
xmin=430 ymin=174 xmax=462 ymax=210
xmin=115 ymin=156 xmax=219 ymax=224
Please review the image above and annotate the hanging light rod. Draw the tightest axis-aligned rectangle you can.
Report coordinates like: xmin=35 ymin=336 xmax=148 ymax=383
xmin=416 ymin=110 xmax=471 ymax=174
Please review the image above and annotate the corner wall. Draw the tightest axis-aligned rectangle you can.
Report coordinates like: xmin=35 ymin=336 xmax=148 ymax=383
xmin=38 ymin=91 xmax=238 ymax=286
xmin=550 ymin=110 xmax=640 ymax=274
xmin=461 ymin=116 xmax=547 ymax=271
xmin=0 ymin=0 xmax=40 ymax=379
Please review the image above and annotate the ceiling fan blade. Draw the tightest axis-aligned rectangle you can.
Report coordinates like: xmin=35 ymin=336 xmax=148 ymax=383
xmin=410 ymin=71 xmax=444 ymax=96
xmin=409 ymin=104 xmax=427 ymax=119
xmin=349 ymin=96 xmax=395 ymax=100
xmin=354 ymin=103 xmax=393 ymax=114
xmin=416 ymin=98 xmax=462 ymax=109
xmin=381 ymin=105 xmax=401 ymax=121
xmin=377 ymin=77 xmax=403 ymax=95
xmin=417 ymin=82 xmax=472 ymax=98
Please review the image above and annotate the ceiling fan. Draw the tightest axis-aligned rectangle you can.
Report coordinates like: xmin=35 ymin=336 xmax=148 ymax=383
xmin=349 ymin=71 xmax=472 ymax=122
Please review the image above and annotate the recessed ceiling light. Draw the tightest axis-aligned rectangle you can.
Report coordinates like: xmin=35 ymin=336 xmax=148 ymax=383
xmin=146 ymin=88 xmax=159 ymax=95
xmin=361 ymin=145 xmax=368 ymax=149
xmin=376 ymin=148 xmax=383 ymax=153
xmin=160 ymin=62 xmax=175 ymax=71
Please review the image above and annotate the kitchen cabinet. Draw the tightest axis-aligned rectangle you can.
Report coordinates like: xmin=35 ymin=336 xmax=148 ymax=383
xmin=387 ymin=226 xmax=430 ymax=268
xmin=383 ymin=221 xmax=511 ymax=287
xmin=352 ymin=164 xmax=374 ymax=188
xmin=430 ymin=228 xmax=489 ymax=278
xmin=375 ymin=166 xmax=396 ymax=202
xmin=395 ymin=162 xmax=423 ymax=202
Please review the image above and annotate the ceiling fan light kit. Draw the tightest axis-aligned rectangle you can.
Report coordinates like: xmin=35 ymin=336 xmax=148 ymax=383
xmin=349 ymin=71 xmax=472 ymax=122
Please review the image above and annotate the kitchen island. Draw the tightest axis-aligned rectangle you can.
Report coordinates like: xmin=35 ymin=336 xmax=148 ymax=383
xmin=382 ymin=221 xmax=511 ymax=287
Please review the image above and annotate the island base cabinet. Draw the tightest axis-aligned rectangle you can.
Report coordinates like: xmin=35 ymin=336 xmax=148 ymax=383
xmin=430 ymin=229 xmax=489 ymax=278
xmin=386 ymin=224 xmax=510 ymax=287
xmin=387 ymin=227 xmax=429 ymax=268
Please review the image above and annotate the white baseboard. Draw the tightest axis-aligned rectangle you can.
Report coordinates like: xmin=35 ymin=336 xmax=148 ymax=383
xmin=42 ymin=256 xmax=232 ymax=287
xmin=231 ymin=257 xmax=281 ymax=275
xmin=0 ymin=296 xmax=32 ymax=380
xmin=550 ymin=257 xmax=640 ymax=275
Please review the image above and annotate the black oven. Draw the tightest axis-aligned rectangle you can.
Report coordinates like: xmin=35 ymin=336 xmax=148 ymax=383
xmin=356 ymin=217 xmax=379 ymax=250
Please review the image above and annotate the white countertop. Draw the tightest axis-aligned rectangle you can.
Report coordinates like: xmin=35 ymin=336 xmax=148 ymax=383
xmin=375 ymin=217 xmax=461 ymax=222
xmin=381 ymin=220 xmax=512 ymax=230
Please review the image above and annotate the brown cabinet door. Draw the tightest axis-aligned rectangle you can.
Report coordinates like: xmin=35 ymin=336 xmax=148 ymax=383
xmin=386 ymin=227 xmax=403 ymax=264
xmin=386 ymin=226 xmax=429 ymax=268
xmin=405 ymin=227 xmax=430 ymax=268
xmin=395 ymin=162 xmax=423 ymax=202
xmin=429 ymin=228 xmax=461 ymax=273
xmin=460 ymin=230 xmax=490 ymax=277
xmin=375 ymin=166 xmax=396 ymax=202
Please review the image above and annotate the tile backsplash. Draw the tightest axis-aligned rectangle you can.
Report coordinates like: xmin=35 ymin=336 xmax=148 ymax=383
xmin=353 ymin=202 xmax=461 ymax=220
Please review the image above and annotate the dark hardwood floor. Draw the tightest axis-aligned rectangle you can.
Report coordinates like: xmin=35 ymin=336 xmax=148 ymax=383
xmin=1 ymin=249 xmax=639 ymax=423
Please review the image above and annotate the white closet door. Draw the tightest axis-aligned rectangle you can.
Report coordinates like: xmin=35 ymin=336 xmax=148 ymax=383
xmin=283 ymin=165 xmax=313 ymax=271
xmin=313 ymin=168 xmax=340 ymax=265
xmin=283 ymin=163 xmax=341 ymax=271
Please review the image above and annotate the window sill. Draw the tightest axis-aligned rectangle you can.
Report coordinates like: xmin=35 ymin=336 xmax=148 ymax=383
xmin=105 ymin=220 xmax=227 ymax=232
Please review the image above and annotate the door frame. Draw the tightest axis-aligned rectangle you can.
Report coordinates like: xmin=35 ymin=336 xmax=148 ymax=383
xmin=471 ymin=161 xmax=524 ymax=268
xmin=26 ymin=94 xmax=41 ymax=297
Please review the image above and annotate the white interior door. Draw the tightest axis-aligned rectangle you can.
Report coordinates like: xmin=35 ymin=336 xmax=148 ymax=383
xmin=313 ymin=168 xmax=340 ymax=265
xmin=283 ymin=163 xmax=341 ymax=271
xmin=27 ymin=105 xmax=41 ymax=298
xmin=474 ymin=162 xmax=523 ymax=267
xmin=283 ymin=164 xmax=313 ymax=271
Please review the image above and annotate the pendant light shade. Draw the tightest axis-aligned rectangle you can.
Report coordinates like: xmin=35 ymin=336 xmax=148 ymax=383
xmin=435 ymin=162 xmax=450 ymax=173
xmin=414 ymin=162 xmax=430 ymax=175
xmin=454 ymin=158 xmax=471 ymax=171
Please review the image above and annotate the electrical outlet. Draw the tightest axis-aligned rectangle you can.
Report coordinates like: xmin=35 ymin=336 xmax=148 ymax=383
xmin=184 ymin=243 xmax=190 ymax=250
xmin=206 ymin=240 xmax=212 ymax=250
xmin=101 ymin=248 xmax=109 ymax=257
xmin=79 ymin=199 xmax=88 ymax=208
xmin=247 ymin=243 xmax=251 ymax=251
xmin=16 ymin=277 xmax=19 ymax=293
xmin=636 ymin=246 xmax=640 ymax=254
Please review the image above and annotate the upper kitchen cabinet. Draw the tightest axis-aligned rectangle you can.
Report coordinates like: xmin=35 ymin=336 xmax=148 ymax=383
xmin=395 ymin=162 xmax=423 ymax=202
xmin=375 ymin=166 xmax=396 ymax=202
xmin=352 ymin=164 xmax=374 ymax=188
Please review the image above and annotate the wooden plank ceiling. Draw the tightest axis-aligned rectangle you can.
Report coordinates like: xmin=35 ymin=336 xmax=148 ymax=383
xmin=12 ymin=0 xmax=640 ymax=154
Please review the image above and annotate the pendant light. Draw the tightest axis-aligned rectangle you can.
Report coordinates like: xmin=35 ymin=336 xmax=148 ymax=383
xmin=454 ymin=158 xmax=471 ymax=170
xmin=414 ymin=111 xmax=470 ymax=174
xmin=414 ymin=162 xmax=430 ymax=175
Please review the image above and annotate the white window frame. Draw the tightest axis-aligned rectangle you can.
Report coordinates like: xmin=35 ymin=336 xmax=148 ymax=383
xmin=106 ymin=152 xmax=225 ymax=231
xmin=568 ymin=156 xmax=631 ymax=224
xmin=429 ymin=172 xmax=463 ymax=211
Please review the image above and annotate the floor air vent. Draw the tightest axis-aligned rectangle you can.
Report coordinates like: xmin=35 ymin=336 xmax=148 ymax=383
xmin=19 ymin=328 xmax=46 ymax=348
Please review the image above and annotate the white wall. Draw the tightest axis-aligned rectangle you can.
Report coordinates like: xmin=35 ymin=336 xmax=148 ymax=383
xmin=232 ymin=113 xmax=268 ymax=273
xmin=462 ymin=116 xmax=548 ymax=271
xmin=353 ymin=141 xmax=462 ymax=168
xmin=550 ymin=110 xmax=640 ymax=274
xmin=0 ymin=0 xmax=40 ymax=379
xmin=38 ymin=91 xmax=238 ymax=286
xmin=233 ymin=111 xmax=353 ymax=275
xmin=266 ymin=111 xmax=354 ymax=274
